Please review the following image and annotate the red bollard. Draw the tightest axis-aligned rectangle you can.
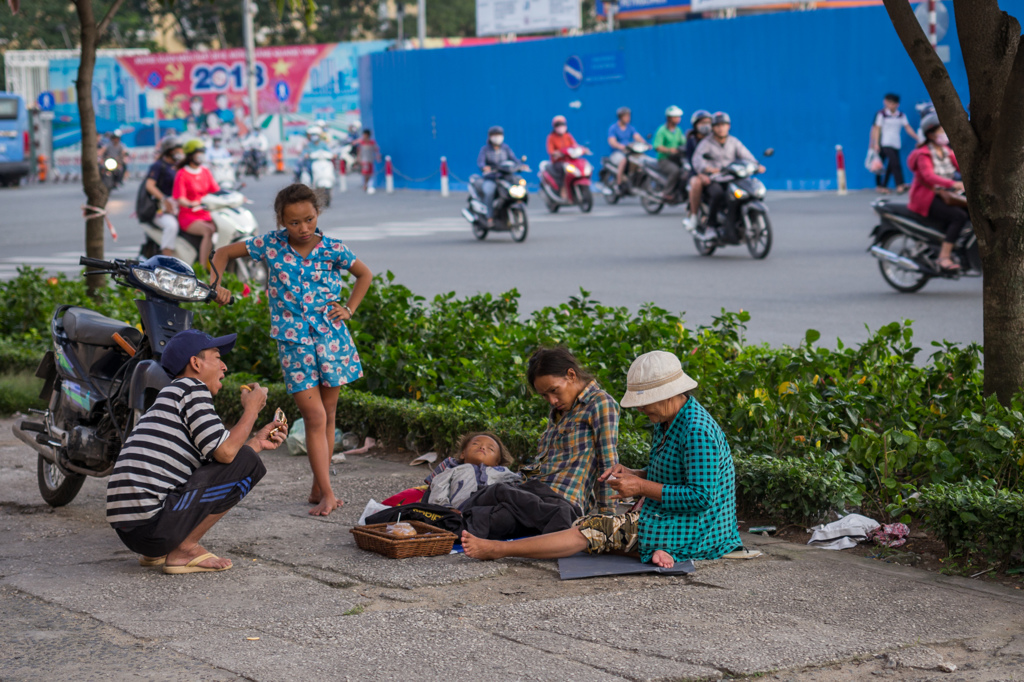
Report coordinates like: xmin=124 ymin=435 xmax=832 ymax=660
xmin=440 ymin=156 xmax=449 ymax=197
xmin=835 ymin=145 xmax=847 ymax=196
xmin=384 ymin=155 xmax=394 ymax=193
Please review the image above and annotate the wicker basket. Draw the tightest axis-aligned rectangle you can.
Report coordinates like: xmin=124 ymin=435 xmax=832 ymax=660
xmin=350 ymin=521 xmax=458 ymax=559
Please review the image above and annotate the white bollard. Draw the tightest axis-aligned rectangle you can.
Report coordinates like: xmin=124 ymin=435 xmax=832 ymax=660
xmin=440 ymin=156 xmax=449 ymax=197
xmin=384 ymin=155 xmax=394 ymax=194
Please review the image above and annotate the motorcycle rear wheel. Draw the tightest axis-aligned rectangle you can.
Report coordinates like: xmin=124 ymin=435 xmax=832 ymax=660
xmin=576 ymin=185 xmax=593 ymax=213
xmin=640 ymin=178 xmax=665 ymax=215
xmin=509 ymin=207 xmax=529 ymax=243
xmin=878 ymin=232 xmax=930 ymax=293
xmin=37 ymin=454 xmax=85 ymax=507
xmin=745 ymin=211 xmax=773 ymax=260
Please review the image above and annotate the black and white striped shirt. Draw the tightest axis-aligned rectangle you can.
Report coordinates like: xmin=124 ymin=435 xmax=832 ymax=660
xmin=106 ymin=378 xmax=229 ymax=528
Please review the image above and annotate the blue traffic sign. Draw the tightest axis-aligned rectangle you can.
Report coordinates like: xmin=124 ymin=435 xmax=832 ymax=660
xmin=37 ymin=91 xmax=55 ymax=111
xmin=274 ymin=80 xmax=290 ymax=102
xmin=563 ymin=56 xmax=583 ymax=89
xmin=146 ymin=71 xmax=163 ymax=88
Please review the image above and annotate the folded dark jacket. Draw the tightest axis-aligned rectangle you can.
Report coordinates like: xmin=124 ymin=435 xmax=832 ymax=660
xmin=461 ymin=479 xmax=581 ymax=540
xmin=364 ymin=503 xmax=463 ymax=535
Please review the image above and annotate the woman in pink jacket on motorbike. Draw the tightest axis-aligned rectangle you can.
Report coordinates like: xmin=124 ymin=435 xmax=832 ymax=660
xmin=906 ymin=113 xmax=967 ymax=271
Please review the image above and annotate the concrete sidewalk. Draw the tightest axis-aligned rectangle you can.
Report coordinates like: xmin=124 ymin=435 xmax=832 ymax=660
xmin=2 ymin=417 xmax=1022 ymax=682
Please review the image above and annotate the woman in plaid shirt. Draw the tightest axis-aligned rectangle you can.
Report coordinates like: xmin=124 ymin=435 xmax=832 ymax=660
xmin=518 ymin=348 xmax=620 ymax=515
xmin=463 ymin=350 xmax=750 ymax=568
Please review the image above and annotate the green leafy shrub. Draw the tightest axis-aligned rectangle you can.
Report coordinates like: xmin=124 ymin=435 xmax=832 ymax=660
xmin=898 ymin=481 xmax=1024 ymax=570
xmin=735 ymin=452 xmax=862 ymax=525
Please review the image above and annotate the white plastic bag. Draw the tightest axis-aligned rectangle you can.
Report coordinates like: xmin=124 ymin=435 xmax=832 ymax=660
xmin=865 ymin=148 xmax=884 ymax=175
xmin=284 ymin=418 xmax=347 ymax=456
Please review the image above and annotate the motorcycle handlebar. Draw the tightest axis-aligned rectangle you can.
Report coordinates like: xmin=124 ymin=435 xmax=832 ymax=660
xmin=80 ymin=256 xmax=115 ymax=269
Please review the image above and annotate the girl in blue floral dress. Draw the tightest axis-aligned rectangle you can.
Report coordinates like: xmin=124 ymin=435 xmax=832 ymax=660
xmin=211 ymin=184 xmax=373 ymax=516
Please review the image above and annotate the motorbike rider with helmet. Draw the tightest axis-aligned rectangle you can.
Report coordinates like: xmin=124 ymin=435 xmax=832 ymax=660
xmin=607 ymin=106 xmax=646 ymax=189
xmin=293 ymin=125 xmax=327 ymax=181
xmin=653 ymin=106 xmax=686 ymax=201
xmin=145 ymin=136 xmax=185 ymax=256
xmin=682 ymin=110 xmax=713 ymax=232
xmin=101 ymin=129 xmax=128 ymax=187
xmin=546 ymin=115 xmax=591 ymax=199
xmin=906 ymin=112 xmax=966 ymax=271
xmin=476 ymin=125 xmax=520 ymax=227
xmin=692 ymin=112 xmax=764 ymax=239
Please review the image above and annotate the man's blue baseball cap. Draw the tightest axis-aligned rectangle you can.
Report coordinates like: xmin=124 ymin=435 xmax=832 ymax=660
xmin=161 ymin=329 xmax=237 ymax=376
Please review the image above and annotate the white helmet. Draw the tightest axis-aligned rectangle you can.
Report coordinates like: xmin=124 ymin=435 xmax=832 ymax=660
xmin=306 ymin=125 xmax=324 ymax=137
xmin=665 ymin=105 xmax=683 ymax=118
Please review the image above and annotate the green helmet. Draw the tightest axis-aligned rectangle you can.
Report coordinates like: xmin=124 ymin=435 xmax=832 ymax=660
xmin=182 ymin=139 xmax=205 ymax=155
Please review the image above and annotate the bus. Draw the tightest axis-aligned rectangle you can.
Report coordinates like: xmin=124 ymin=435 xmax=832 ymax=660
xmin=0 ymin=93 xmax=31 ymax=187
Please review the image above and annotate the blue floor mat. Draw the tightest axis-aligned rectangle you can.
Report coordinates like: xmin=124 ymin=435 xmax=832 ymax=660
xmin=557 ymin=552 xmax=695 ymax=580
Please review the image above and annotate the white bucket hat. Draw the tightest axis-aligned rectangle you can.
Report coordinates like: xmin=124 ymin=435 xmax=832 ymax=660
xmin=620 ymin=351 xmax=698 ymax=408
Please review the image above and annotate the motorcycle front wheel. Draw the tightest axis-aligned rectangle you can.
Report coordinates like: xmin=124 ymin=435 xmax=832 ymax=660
xmin=599 ymin=171 xmax=619 ymax=205
xmin=878 ymin=232 xmax=930 ymax=293
xmin=576 ymin=185 xmax=593 ymax=213
xmin=37 ymin=454 xmax=85 ymax=507
xmin=509 ymin=207 xmax=528 ymax=242
xmin=472 ymin=221 xmax=489 ymax=240
xmin=640 ymin=178 xmax=665 ymax=215
xmin=745 ymin=211 xmax=773 ymax=260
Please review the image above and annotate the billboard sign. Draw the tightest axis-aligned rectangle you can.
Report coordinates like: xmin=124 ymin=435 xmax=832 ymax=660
xmin=476 ymin=0 xmax=581 ymax=36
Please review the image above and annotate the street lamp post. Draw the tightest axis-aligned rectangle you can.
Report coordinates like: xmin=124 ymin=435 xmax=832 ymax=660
xmin=417 ymin=0 xmax=426 ymax=47
xmin=243 ymin=0 xmax=259 ymax=127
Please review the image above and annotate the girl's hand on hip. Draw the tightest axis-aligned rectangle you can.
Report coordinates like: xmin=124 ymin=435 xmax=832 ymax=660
xmin=327 ymin=302 xmax=351 ymax=321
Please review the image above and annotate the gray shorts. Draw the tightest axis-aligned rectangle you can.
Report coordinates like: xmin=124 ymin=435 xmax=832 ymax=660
xmin=609 ymin=151 xmax=627 ymax=166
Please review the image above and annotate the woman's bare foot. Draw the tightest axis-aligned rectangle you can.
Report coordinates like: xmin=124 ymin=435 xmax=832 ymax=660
xmin=461 ymin=531 xmax=506 ymax=560
xmin=937 ymin=257 xmax=960 ymax=271
xmin=650 ymin=550 xmax=675 ymax=568
xmin=309 ymin=493 xmax=342 ymax=516
xmin=875 ymin=187 xmax=890 ymax=194
xmin=165 ymin=544 xmax=232 ymax=570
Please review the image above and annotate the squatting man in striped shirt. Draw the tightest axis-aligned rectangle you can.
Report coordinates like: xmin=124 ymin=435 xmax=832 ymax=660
xmin=105 ymin=330 xmax=287 ymax=574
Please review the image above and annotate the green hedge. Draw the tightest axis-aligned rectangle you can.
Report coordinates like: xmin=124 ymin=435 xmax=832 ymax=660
xmin=898 ymin=481 xmax=1024 ymax=570
xmin=735 ymin=452 xmax=862 ymax=526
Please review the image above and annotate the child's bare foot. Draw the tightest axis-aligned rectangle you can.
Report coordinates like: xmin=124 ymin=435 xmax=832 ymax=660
xmin=651 ymin=549 xmax=675 ymax=568
xmin=309 ymin=493 xmax=342 ymax=516
xmin=461 ymin=531 xmax=505 ymax=560
xmin=308 ymin=481 xmax=322 ymax=505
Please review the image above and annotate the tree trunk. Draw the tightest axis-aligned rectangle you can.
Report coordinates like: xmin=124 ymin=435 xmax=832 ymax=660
xmin=74 ymin=0 xmax=110 ymax=296
xmin=884 ymin=0 xmax=1024 ymax=405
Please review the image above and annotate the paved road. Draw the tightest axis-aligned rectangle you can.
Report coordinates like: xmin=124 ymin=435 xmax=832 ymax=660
xmin=1 ymin=419 xmax=1023 ymax=681
xmin=0 ymin=179 xmax=982 ymax=349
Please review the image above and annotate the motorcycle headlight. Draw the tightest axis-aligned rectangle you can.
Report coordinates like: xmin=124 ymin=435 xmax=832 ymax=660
xmin=509 ymin=185 xmax=527 ymax=199
xmin=752 ymin=179 xmax=767 ymax=199
xmin=730 ymin=183 xmax=749 ymax=200
xmin=104 ymin=158 xmax=118 ymax=171
xmin=133 ymin=267 xmax=209 ymax=301
xmin=566 ymin=164 xmax=580 ymax=175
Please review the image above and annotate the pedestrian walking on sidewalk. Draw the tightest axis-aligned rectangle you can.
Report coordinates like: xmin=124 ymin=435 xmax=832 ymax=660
xmin=870 ymin=93 xmax=918 ymax=194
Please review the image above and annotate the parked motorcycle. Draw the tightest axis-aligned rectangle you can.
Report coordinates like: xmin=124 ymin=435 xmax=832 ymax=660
xmin=139 ymin=190 xmax=267 ymax=288
xmin=302 ymin=148 xmax=336 ymax=207
xmin=241 ymin=148 xmax=266 ymax=179
xmin=461 ymin=158 xmax=530 ymax=242
xmin=12 ymin=254 xmax=232 ymax=507
xmin=689 ymin=151 xmax=774 ymax=259
xmin=598 ymin=141 xmax=656 ymax=205
xmin=868 ymin=196 xmax=980 ymax=292
xmin=538 ymin=146 xmax=593 ymax=213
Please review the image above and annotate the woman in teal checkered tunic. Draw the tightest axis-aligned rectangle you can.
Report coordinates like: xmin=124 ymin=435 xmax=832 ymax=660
xmin=463 ymin=351 xmax=745 ymax=567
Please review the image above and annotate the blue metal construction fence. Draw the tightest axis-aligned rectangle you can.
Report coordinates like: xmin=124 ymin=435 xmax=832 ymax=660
xmin=359 ymin=3 xmax=1018 ymax=192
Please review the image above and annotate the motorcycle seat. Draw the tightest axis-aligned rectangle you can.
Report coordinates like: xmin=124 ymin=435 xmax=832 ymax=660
xmin=881 ymin=203 xmax=948 ymax=233
xmin=63 ymin=307 xmax=143 ymax=348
